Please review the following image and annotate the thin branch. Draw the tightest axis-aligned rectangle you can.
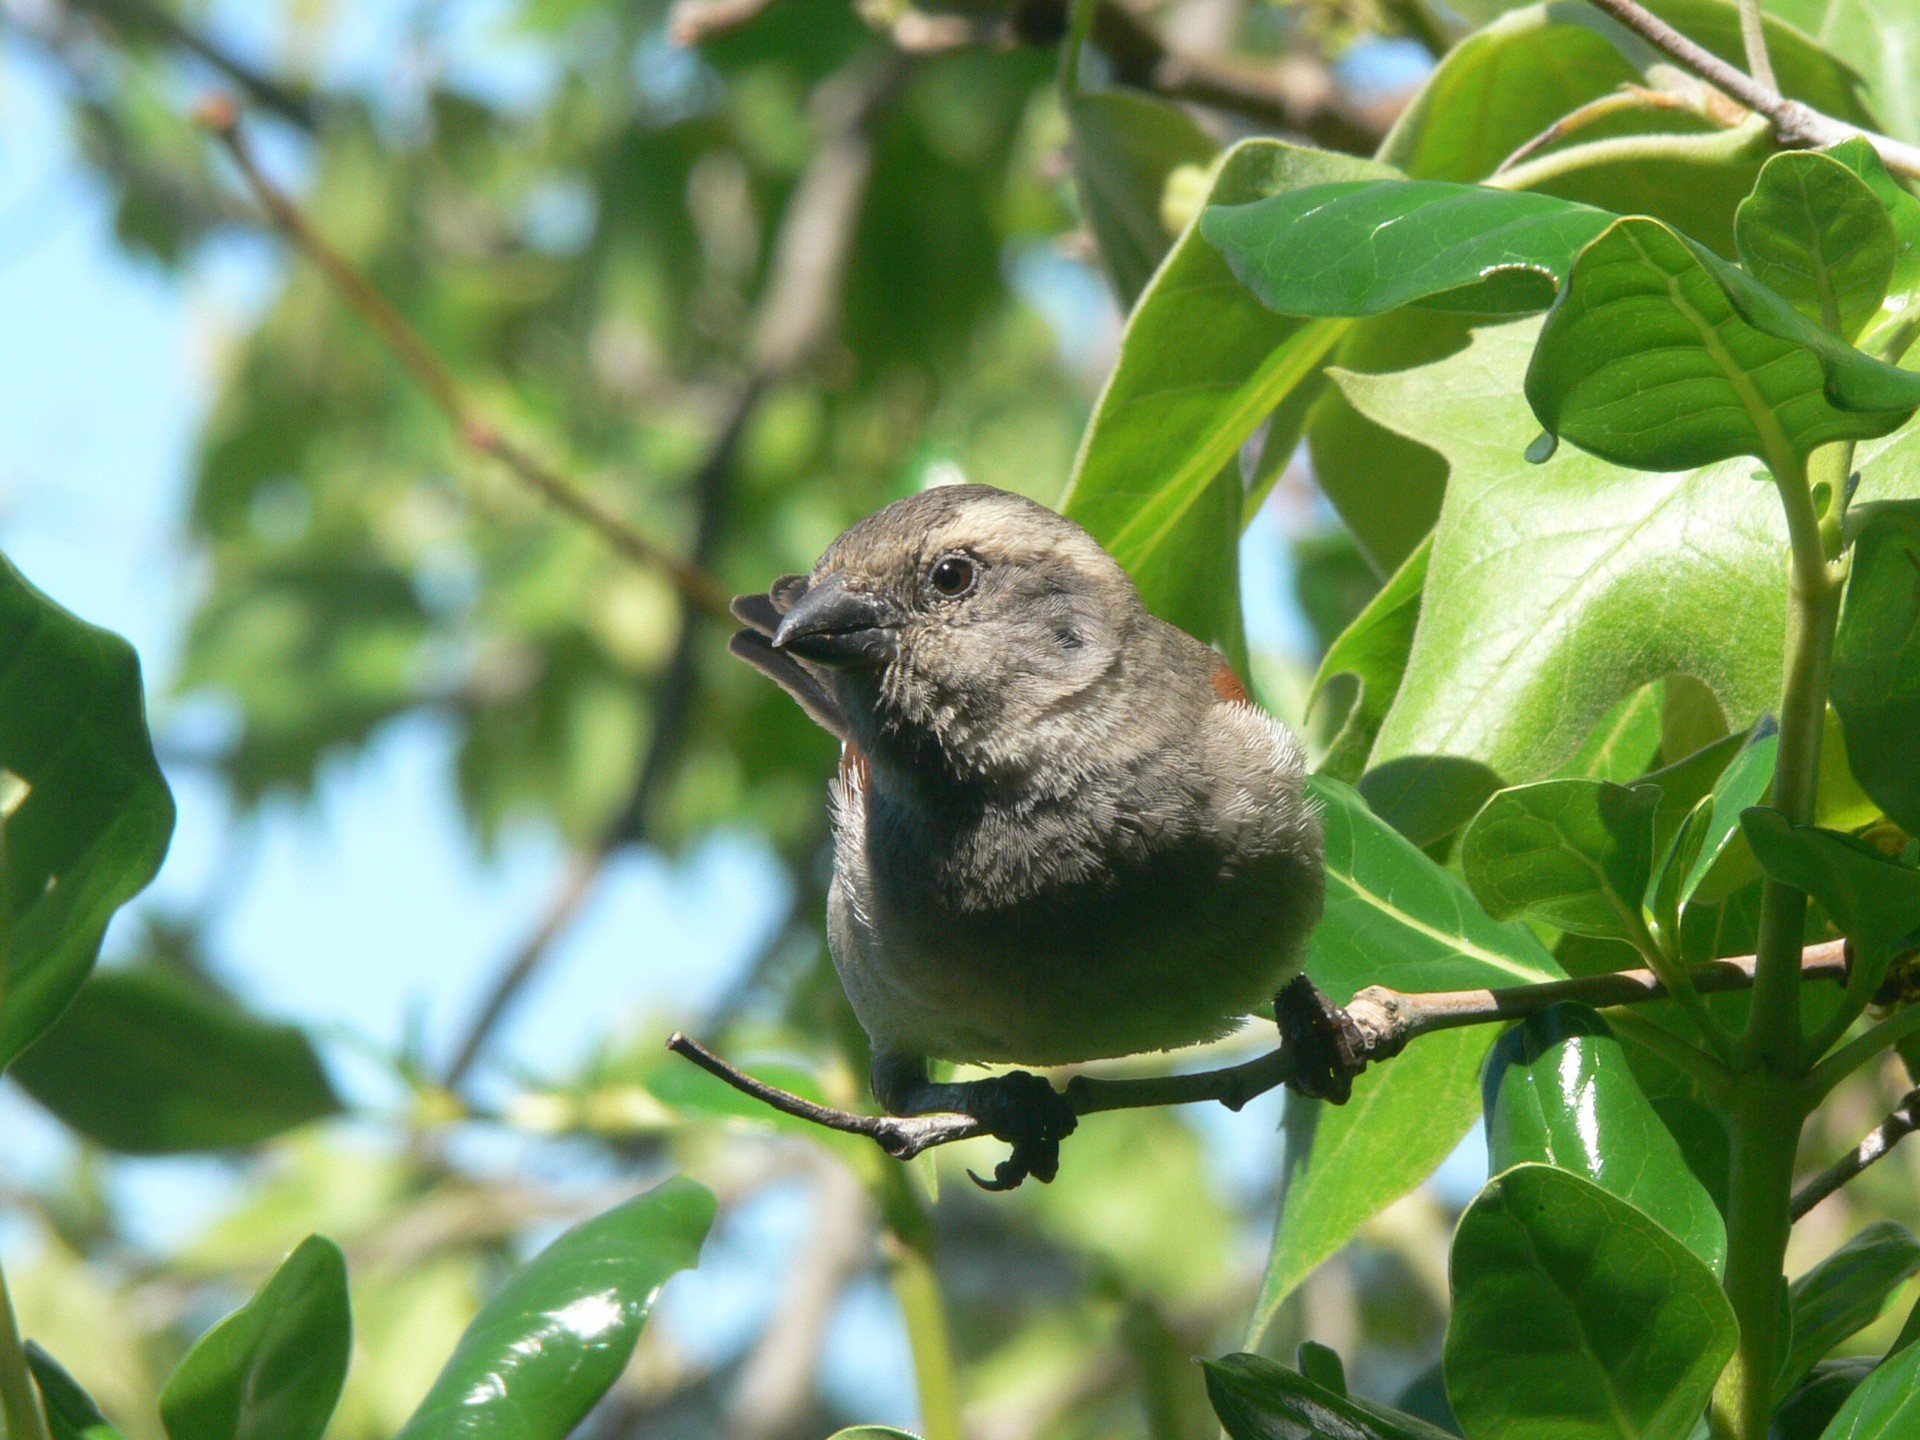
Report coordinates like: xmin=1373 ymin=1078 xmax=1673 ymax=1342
xmin=1581 ymin=0 xmax=1920 ymax=178
xmin=1791 ymin=1087 xmax=1920 ymax=1220
xmin=437 ymin=56 xmax=902 ymax=1088
xmin=667 ymin=941 xmax=1851 ymax=1163
xmin=67 ymin=0 xmax=320 ymax=131
xmin=193 ymin=96 xmax=733 ymax=622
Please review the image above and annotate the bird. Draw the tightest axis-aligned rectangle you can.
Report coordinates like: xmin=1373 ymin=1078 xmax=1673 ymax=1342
xmin=729 ymin=483 xmax=1336 ymax=1187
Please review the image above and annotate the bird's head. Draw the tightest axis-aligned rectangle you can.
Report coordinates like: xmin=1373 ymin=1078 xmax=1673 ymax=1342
xmin=773 ymin=484 xmax=1145 ymax=784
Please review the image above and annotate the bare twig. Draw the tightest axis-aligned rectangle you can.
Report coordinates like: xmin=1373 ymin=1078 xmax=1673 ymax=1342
xmin=67 ymin=0 xmax=320 ymax=131
xmin=194 ymin=96 xmax=733 ymax=621
xmin=1581 ymin=0 xmax=1920 ymax=178
xmin=1791 ymin=1086 xmax=1920 ymax=1220
xmin=668 ymin=941 xmax=1852 ymax=1163
xmin=437 ymin=58 xmax=903 ymax=1088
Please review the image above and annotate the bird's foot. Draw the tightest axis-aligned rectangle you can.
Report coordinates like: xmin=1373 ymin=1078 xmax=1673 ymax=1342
xmin=960 ymin=1071 xmax=1079 ymax=1191
xmin=1276 ymin=974 xmax=1368 ymax=1104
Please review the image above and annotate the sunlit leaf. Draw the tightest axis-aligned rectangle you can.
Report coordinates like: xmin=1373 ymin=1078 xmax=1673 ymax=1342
xmin=1832 ymin=501 xmax=1920 ymax=835
xmin=1735 ymin=148 xmax=1897 ymax=341
xmin=159 ymin=1235 xmax=350 ymax=1440
xmin=392 ymin=1176 xmax=714 ymax=1440
xmin=1778 ymin=1222 xmax=1920 ymax=1400
xmin=1460 ymin=779 xmax=1661 ymax=943
xmin=1444 ymin=1163 xmax=1737 ymax=1440
xmin=1526 ymin=216 xmax=1920 ymax=473
xmin=1205 ymin=1353 xmax=1459 ymax=1440
xmin=1483 ymin=1006 xmax=1726 ymax=1271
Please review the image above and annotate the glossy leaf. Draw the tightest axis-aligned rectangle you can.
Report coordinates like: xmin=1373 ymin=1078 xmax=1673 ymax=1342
xmin=159 ymin=1235 xmax=350 ymax=1440
xmin=1484 ymin=1006 xmax=1726 ymax=1272
xmin=1068 ymin=89 xmax=1218 ymax=306
xmin=1204 ymin=1353 xmax=1460 ymax=1440
xmin=393 ymin=1175 xmax=714 ymax=1440
xmin=25 ymin=1344 xmax=126 ymax=1440
xmin=1832 ymin=501 xmax=1920 ymax=835
xmin=1204 ymin=181 xmax=1611 ymax=318
xmin=0 ymin=552 xmax=174 ymax=1068
xmin=1310 ymin=535 xmax=1429 ymax=784
xmin=1779 ymin=1222 xmax=1920 ymax=1399
xmin=1528 ymin=216 xmax=1920 ymax=474
xmin=1734 ymin=149 xmax=1896 ymax=341
xmin=1445 ymin=1163 xmax=1738 ymax=1440
xmin=1744 ymin=808 xmax=1920 ymax=1000
xmin=11 ymin=966 xmax=339 ymax=1154
xmin=1459 ymin=779 xmax=1661 ymax=942
xmin=1062 ymin=139 xmax=1391 ymax=659
xmin=1815 ymin=1332 xmax=1920 ymax=1438
xmin=1250 ymin=779 xmax=1560 ymax=1339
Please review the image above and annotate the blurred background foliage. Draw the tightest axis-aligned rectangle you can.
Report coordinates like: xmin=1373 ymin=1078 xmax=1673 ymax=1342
xmin=1 ymin=0 xmax=1915 ymax=1436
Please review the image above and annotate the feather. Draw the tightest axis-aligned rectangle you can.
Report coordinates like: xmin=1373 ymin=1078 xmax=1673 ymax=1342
xmin=728 ymin=629 xmax=849 ymax=739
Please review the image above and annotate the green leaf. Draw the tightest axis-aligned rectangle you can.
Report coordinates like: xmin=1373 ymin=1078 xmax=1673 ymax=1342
xmin=0 ymin=552 xmax=174 ymax=1068
xmin=1376 ymin=3 xmax=1645 ymax=183
xmin=1776 ymin=1359 xmax=1878 ymax=1440
xmin=1297 ymin=1341 xmax=1346 ymax=1396
xmin=1444 ymin=1163 xmax=1738 ymax=1440
xmin=1062 ymin=139 xmax=1392 ymax=659
xmin=1813 ymin=1327 xmax=1920 ymax=1438
xmin=1067 ymin=89 xmax=1218 ymax=306
xmin=1526 ymin=216 xmax=1920 ymax=473
xmin=1249 ymin=778 xmax=1561 ymax=1340
xmin=393 ymin=1175 xmax=714 ymax=1440
xmin=11 ymin=967 xmax=340 ymax=1154
xmin=1735 ymin=149 xmax=1897 ymax=341
xmin=1678 ymin=718 xmax=1778 ymax=905
xmin=1203 ymin=181 xmax=1612 ymax=318
xmin=1744 ymin=808 xmax=1920 ymax=1000
xmin=1779 ymin=1222 xmax=1920 ymax=1399
xmin=1483 ymin=1006 xmax=1727 ymax=1272
xmin=821 ymin=1431 xmax=921 ymax=1439
xmin=1818 ymin=139 xmax=1920 ymax=343
xmin=1310 ymin=536 xmax=1430 ymax=784
xmin=1832 ymin=501 xmax=1920 ymax=835
xmin=1345 ymin=317 xmax=1920 ymax=791
xmin=1459 ymin=779 xmax=1662 ymax=943
xmin=1568 ymin=684 xmax=1669 ymax=785
xmin=159 ymin=1235 xmax=350 ymax=1440
xmin=25 ymin=1344 xmax=126 ymax=1440
xmin=1204 ymin=1353 xmax=1461 ymax=1440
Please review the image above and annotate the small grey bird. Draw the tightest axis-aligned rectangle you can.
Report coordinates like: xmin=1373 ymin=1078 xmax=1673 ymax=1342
xmin=731 ymin=484 xmax=1333 ymax=1187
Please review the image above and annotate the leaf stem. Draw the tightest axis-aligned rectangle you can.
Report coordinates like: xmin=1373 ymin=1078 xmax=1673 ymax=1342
xmin=1736 ymin=0 xmax=1777 ymax=93
xmin=0 ymin=1261 xmax=50 ymax=1440
xmin=1804 ymin=1002 xmax=1920 ymax=1100
xmin=1486 ymin=117 xmax=1769 ymax=194
xmin=1714 ymin=448 xmax=1843 ymax=1440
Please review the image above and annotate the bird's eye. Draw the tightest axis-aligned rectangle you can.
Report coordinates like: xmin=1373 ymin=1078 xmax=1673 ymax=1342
xmin=928 ymin=554 xmax=976 ymax=598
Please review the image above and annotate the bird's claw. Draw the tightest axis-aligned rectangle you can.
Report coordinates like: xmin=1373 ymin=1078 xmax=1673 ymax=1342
xmin=961 ymin=1070 xmax=1078 ymax=1191
xmin=1277 ymin=974 xmax=1368 ymax=1104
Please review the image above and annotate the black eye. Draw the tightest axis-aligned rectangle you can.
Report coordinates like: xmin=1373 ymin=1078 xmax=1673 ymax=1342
xmin=928 ymin=554 xmax=976 ymax=598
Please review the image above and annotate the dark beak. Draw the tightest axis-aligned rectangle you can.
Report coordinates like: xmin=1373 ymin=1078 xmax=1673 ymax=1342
xmin=772 ymin=574 xmax=899 ymax=667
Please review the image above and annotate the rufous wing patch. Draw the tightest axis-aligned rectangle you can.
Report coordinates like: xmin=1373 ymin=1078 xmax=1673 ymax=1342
xmin=1210 ymin=663 xmax=1252 ymax=705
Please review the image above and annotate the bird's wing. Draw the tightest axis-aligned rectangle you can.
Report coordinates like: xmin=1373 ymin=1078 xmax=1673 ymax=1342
xmin=729 ymin=574 xmax=851 ymax=740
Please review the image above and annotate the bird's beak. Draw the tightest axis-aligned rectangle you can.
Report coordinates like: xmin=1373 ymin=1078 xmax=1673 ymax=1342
xmin=773 ymin=574 xmax=900 ymax=668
